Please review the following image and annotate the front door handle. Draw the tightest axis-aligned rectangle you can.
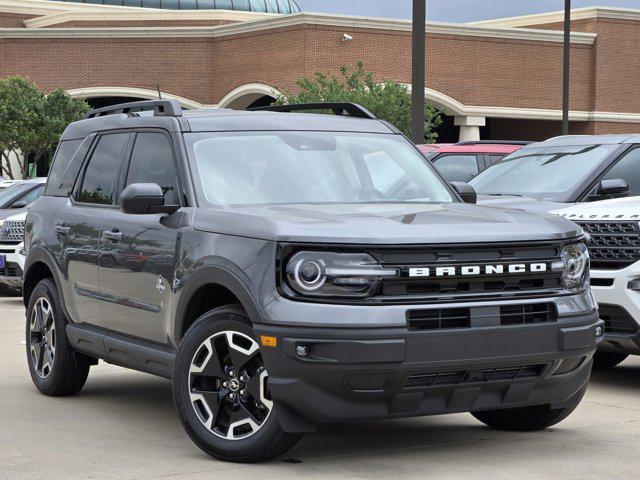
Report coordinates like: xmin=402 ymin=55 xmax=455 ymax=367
xmin=101 ymin=230 xmax=123 ymax=242
xmin=54 ymin=225 xmax=70 ymax=236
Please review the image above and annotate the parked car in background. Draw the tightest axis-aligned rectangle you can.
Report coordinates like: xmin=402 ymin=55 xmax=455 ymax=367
xmin=0 ymin=211 xmax=26 ymax=290
xmin=418 ymin=141 xmax=529 ymax=182
xmin=0 ymin=178 xmax=47 ymax=222
xmin=554 ymin=197 xmax=640 ymax=370
xmin=470 ymin=135 xmax=640 ymax=212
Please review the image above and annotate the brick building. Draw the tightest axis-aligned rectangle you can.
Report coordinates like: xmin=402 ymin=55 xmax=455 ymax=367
xmin=1 ymin=0 xmax=640 ymax=142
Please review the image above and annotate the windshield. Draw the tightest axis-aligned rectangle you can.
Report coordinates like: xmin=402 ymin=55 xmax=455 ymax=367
xmin=0 ymin=183 xmax=33 ymax=208
xmin=185 ymin=131 xmax=454 ymax=206
xmin=470 ymin=144 xmax=620 ymax=201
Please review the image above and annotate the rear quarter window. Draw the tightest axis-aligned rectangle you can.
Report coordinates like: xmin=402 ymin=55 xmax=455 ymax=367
xmin=45 ymin=137 xmax=90 ymax=197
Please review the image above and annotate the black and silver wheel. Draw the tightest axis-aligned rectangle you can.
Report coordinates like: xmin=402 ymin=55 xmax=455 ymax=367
xmin=189 ymin=330 xmax=273 ymax=440
xmin=173 ymin=305 xmax=302 ymax=463
xmin=26 ymin=278 xmax=91 ymax=396
xmin=28 ymin=297 xmax=56 ymax=379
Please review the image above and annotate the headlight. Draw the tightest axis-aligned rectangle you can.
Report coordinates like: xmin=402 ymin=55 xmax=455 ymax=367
xmin=285 ymin=251 xmax=397 ymax=298
xmin=556 ymin=243 xmax=590 ymax=292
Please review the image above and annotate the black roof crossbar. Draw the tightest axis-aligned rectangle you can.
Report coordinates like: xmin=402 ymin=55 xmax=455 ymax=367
xmin=251 ymin=102 xmax=377 ymax=120
xmin=84 ymin=99 xmax=183 ymax=119
xmin=455 ymin=140 xmax=532 ymax=146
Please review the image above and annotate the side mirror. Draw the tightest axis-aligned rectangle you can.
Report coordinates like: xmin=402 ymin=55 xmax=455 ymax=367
xmin=11 ymin=200 xmax=28 ymax=209
xmin=598 ymin=178 xmax=629 ymax=197
xmin=120 ymin=183 xmax=179 ymax=215
xmin=450 ymin=181 xmax=477 ymax=204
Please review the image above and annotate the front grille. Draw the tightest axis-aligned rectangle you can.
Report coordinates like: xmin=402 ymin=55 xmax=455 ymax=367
xmin=499 ymin=303 xmax=556 ymax=325
xmin=0 ymin=261 xmax=22 ymax=278
xmin=407 ymin=303 xmax=556 ymax=331
xmin=405 ymin=363 xmax=546 ymax=388
xmin=599 ymin=303 xmax=639 ymax=335
xmin=0 ymin=219 xmax=25 ymax=243
xmin=370 ymin=242 xmax=566 ymax=304
xmin=576 ymin=221 xmax=640 ymax=270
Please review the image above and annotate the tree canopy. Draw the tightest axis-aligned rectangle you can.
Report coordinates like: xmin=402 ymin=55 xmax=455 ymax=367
xmin=0 ymin=77 xmax=90 ymax=179
xmin=276 ymin=62 xmax=441 ymax=143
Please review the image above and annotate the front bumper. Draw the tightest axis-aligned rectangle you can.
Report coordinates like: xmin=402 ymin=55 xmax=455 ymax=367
xmin=0 ymin=242 xmax=24 ymax=288
xmin=591 ymin=262 xmax=640 ymax=355
xmin=255 ymin=301 xmax=601 ymax=430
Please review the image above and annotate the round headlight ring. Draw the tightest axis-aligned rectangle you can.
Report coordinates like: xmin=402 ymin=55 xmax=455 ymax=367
xmin=292 ymin=257 xmax=326 ymax=292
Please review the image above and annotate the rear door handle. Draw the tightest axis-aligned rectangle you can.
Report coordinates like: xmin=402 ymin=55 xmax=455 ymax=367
xmin=54 ymin=225 xmax=70 ymax=236
xmin=101 ymin=230 xmax=123 ymax=242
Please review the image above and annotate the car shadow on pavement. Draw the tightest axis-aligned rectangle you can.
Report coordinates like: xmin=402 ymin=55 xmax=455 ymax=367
xmin=590 ymin=362 xmax=640 ymax=391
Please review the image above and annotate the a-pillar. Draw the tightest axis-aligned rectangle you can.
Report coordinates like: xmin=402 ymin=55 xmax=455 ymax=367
xmin=454 ymin=116 xmax=486 ymax=142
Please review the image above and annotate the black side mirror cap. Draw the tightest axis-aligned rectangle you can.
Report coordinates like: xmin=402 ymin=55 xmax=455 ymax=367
xmin=120 ymin=183 xmax=179 ymax=215
xmin=598 ymin=178 xmax=629 ymax=197
xmin=450 ymin=181 xmax=477 ymax=204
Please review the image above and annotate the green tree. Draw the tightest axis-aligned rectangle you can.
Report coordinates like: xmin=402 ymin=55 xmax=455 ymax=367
xmin=276 ymin=62 xmax=441 ymax=142
xmin=0 ymin=77 xmax=90 ymax=179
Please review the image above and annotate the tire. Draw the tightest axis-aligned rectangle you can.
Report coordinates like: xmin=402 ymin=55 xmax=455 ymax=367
xmin=25 ymin=278 xmax=91 ymax=396
xmin=471 ymin=382 xmax=588 ymax=431
xmin=592 ymin=351 xmax=628 ymax=370
xmin=172 ymin=305 xmax=303 ymax=463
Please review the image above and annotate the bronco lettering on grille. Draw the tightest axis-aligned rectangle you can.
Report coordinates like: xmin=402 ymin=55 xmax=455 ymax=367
xmin=408 ymin=263 xmax=548 ymax=278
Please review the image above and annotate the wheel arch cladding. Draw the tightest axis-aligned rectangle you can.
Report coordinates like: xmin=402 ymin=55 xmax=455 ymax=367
xmin=175 ymin=267 xmax=264 ymax=344
xmin=23 ymin=248 xmax=59 ymax=308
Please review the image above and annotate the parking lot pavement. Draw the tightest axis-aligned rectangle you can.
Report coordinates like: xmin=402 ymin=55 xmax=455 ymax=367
xmin=1 ymin=296 xmax=639 ymax=480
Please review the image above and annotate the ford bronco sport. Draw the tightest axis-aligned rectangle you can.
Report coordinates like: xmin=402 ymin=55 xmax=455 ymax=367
xmin=24 ymin=100 xmax=602 ymax=463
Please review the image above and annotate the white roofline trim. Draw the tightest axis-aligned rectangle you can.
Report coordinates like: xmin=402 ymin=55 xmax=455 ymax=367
xmin=0 ymin=12 xmax=597 ymax=44
xmin=24 ymin=9 xmax=275 ymax=29
xmin=66 ymin=87 xmax=214 ymax=110
xmin=470 ymin=6 xmax=640 ymax=28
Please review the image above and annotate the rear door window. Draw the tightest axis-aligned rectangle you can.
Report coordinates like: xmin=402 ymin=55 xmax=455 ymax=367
xmin=76 ymin=133 xmax=129 ymax=205
xmin=45 ymin=139 xmax=82 ymax=196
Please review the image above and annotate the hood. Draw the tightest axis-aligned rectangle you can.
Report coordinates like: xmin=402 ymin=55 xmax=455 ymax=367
xmin=553 ymin=195 xmax=640 ymax=221
xmin=0 ymin=208 xmax=26 ymax=222
xmin=193 ymin=202 xmax=581 ymax=244
xmin=477 ymin=195 xmax=569 ymax=214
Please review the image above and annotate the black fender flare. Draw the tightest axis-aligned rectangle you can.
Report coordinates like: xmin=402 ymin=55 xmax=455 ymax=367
xmin=172 ymin=266 xmax=263 ymax=346
xmin=23 ymin=246 xmax=66 ymax=313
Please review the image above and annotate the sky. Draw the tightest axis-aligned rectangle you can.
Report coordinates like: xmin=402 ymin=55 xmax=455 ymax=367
xmin=296 ymin=0 xmax=640 ymax=22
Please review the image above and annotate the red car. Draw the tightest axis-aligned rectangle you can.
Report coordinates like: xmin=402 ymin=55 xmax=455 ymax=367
xmin=418 ymin=141 xmax=529 ymax=183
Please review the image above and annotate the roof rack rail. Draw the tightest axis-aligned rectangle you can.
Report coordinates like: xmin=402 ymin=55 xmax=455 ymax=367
xmin=250 ymin=102 xmax=377 ymax=120
xmin=455 ymin=140 xmax=532 ymax=146
xmin=84 ymin=99 xmax=183 ymax=119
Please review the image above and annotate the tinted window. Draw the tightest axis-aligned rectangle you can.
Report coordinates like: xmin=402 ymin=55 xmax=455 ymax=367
xmin=488 ymin=154 xmax=505 ymax=165
xmin=433 ymin=154 xmax=479 ymax=182
xmin=599 ymin=148 xmax=640 ymax=196
xmin=126 ymin=133 xmax=180 ymax=205
xmin=0 ymin=183 xmax=34 ymax=208
xmin=470 ymin=144 xmax=620 ymax=202
xmin=187 ymin=131 xmax=454 ymax=206
xmin=12 ymin=184 xmax=44 ymax=207
xmin=77 ymin=134 xmax=128 ymax=205
xmin=45 ymin=139 xmax=82 ymax=196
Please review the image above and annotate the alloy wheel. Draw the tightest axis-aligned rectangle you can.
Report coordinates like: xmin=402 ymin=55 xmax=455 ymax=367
xmin=29 ymin=297 xmax=56 ymax=379
xmin=188 ymin=331 xmax=273 ymax=440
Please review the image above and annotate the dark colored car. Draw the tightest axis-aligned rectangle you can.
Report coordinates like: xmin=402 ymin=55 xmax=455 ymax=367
xmin=418 ymin=141 xmax=528 ymax=183
xmin=23 ymin=101 xmax=600 ymax=463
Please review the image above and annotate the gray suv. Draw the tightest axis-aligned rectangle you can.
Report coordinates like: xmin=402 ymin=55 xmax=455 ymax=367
xmin=24 ymin=100 xmax=601 ymax=463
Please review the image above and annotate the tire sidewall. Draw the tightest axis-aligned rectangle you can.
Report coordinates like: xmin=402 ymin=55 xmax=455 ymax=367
xmin=25 ymin=279 xmax=65 ymax=391
xmin=172 ymin=308 xmax=286 ymax=461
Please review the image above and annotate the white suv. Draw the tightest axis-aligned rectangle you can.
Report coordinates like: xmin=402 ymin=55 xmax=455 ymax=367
xmin=555 ymin=197 xmax=640 ymax=369
xmin=0 ymin=211 xmax=26 ymax=289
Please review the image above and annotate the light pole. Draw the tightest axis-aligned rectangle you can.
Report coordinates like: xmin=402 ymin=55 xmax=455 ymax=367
xmin=562 ymin=0 xmax=571 ymax=135
xmin=412 ymin=0 xmax=426 ymax=144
